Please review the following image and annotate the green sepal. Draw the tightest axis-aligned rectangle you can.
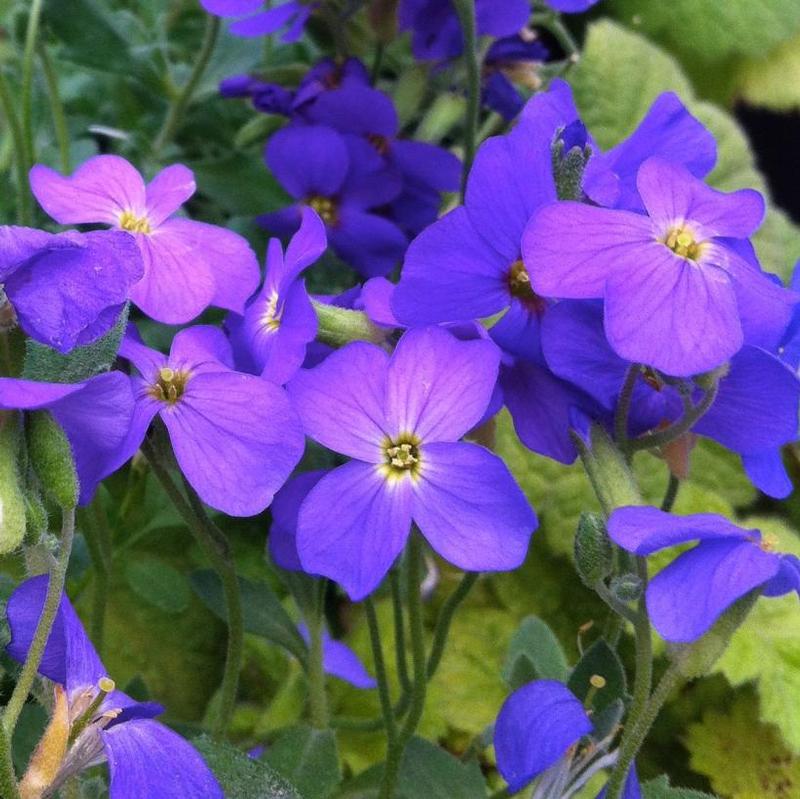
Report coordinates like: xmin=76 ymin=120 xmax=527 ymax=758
xmin=26 ymin=411 xmax=79 ymax=510
xmin=0 ymin=412 xmax=27 ymax=554
xmin=575 ymin=512 xmax=613 ymax=586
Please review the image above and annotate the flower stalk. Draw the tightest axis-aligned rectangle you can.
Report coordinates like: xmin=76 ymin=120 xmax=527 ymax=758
xmin=452 ymin=0 xmax=480 ymax=198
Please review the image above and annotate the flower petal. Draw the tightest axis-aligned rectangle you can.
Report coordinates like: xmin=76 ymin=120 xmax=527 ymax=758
xmin=742 ymin=450 xmax=793 ymax=500
xmin=102 ymin=719 xmax=223 ymax=799
xmin=329 ymin=209 xmax=407 ymax=278
xmin=386 ymin=327 xmax=500 ymax=442
xmin=494 ymin=680 xmax=592 ymax=794
xmin=296 ymin=462 xmax=413 ymax=600
xmin=282 ymin=206 xmax=328 ymax=284
xmin=412 ymin=442 xmax=535 ymax=572
xmin=30 ymin=156 xmax=146 ymax=225
xmin=391 ymin=140 xmax=461 ymax=192
xmin=287 ymin=341 xmax=389 ymax=461
xmin=164 ymin=371 xmax=304 ymax=516
xmin=392 ymin=206 xmax=510 ymax=325
xmin=608 ymin=506 xmax=756 ymax=555
xmin=647 ymin=539 xmax=780 ymax=642
xmin=169 ymin=325 xmax=235 ymax=372
xmin=145 ymin=164 xmax=196 ymax=227
xmin=230 ymin=4 xmax=298 ymax=36
xmin=200 ymin=0 xmax=263 ymax=14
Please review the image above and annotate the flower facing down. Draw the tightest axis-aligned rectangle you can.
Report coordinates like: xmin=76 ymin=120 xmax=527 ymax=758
xmin=0 ymin=372 xmax=134 ymax=505
xmin=30 ymin=155 xmax=260 ymax=325
xmin=495 ymin=679 xmax=640 ymax=797
xmin=608 ymin=507 xmax=800 ymax=642
xmin=200 ymin=0 xmax=319 ymax=42
xmin=0 ymin=226 xmax=142 ymax=353
xmin=524 ymin=157 xmax=797 ymax=377
xmin=228 ymin=207 xmax=325 ymax=384
xmin=287 ymin=326 xmax=537 ymax=600
xmin=6 ymin=575 xmax=222 ymax=798
xmin=114 ymin=325 xmax=304 ymax=516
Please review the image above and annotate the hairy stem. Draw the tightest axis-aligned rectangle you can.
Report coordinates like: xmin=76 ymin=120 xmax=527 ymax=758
xmin=4 ymin=507 xmax=76 ymax=734
xmin=390 ymin=569 xmax=411 ymax=695
xmin=306 ymin=597 xmax=330 ymax=729
xmin=426 ymin=571 xmax=478 ymax=679
xmin=0 ymin=725 xmax=19 ymax=799
xmin=613 ymin=364 xmax=641 ymax=449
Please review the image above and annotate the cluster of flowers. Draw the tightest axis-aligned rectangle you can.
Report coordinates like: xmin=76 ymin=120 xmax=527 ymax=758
xmin=2 ymin=1 xmax=799 ymax=795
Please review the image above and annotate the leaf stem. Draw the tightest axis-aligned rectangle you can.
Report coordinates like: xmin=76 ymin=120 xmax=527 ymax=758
xmin=153 ymin=16 xmax=220 ymax=153
xmin=3 ymin=506 xmax=76 ymax=734
xmin=453 ymin=0 xmax=480 ymax=198
xmin=21 ymin=0 xmax=45 ymax=170
xmin=305 ymin=593 xmax=330 ymax=729
xmin=426 ymin=571 xmax=478 ymax=679
xmin=0 ymin=70 xmax=33 ymax=225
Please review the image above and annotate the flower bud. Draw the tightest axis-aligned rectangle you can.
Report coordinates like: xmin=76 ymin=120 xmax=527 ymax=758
xmin=610 ymin=573 xmax=643 ymax=602
xmin=574 ymin=512 xmax=613 ymax=586
xmin=0 ymin=411 xmax=27 ymax=554
xmin=26 ymin=411 xmax=78 ymax=510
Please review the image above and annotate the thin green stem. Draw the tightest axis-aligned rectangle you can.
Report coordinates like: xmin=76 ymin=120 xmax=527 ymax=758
xmin=365 ymin=596 xmax=398 ymax=750
xmin=606 ymin=663 xmax=684 ymax=799
xmin=389 ymin=569 xmax=411 ymax=695
xmin=453 ymin=0 xmax=480 ymax=198
xmin=613 ymin=364 xmax=641 ymax=448
xmin=628 ymin=382 xmax=719 ymax=453
xmin=625 ymin=557 xmax=652 ymax=761
xmin=379 ymin=535 xmax=427 ymax=799
xmin=0 ymin=725 xmax=19 ymax=799
xmin=4 ymin=506 xmax=76 ymax=734
xmin=0 ymin=70 xmax=33 ymax=225
xmin=21 ymin=0 xmax=45 ymax=170
xmin=533 ymin=11 xmax=579 ymax=58
xmin=306 ymin=602 xmax=330 ymax=729
xmin=660 ymin=474 xmax=680 ymax=513
xmin=38 ymin=46 xmax=70 ymax=173
xmin=594 ymin=581 xmax=637 ymax=625
xmin=141 ymin=437 xmax=243 ymax=738
xmin=371 ymin=42 xmax=385 ymax=84
xmin=153 ymin=16 xmax=220 ymax=153
xmin=426 ymin=571 xmax=478 ymax=679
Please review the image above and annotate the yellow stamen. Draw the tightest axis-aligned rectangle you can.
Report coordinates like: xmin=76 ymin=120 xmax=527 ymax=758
xmin=662 ymin=225 xmax=705 ymax=261
xmin=118 ymin=210 xmax=152 ymax=234
xmin=148 ymin=366 xmax=190 ymax=405
xmin=307 ymin=195 xmax=338 ymax=225
xmin=380 ymin=434 xmax=422 ymax=482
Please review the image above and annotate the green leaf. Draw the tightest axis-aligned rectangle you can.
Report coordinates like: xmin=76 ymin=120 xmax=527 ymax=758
xmin=685 ymin=695 xmax=800 ymax=798
xmin=642 ymin=774 xmax=717 ymax=799
xmin=713 ymin=517 xmax=800 ymax=752
xmin=396 ymin=737 xmax=487 ymax=799
xmin=191 ymin=570 xmax=308 ymax=664
xmin=503 ymin=616 xmax=569 ymax=688
xmin=736 ymin=31 xmax=800 ymax=111
xmin=125 ymin=556 xmax=191 ymax=614
xmin=568 ymin=639 xmax=627 ymax=713
xmin=194 ymin=735 xmax=302 ymax=799
xmin=263 ymin=726 xmax=341 ymax=799
xmin=611 ymin=0 xmax=800 ymax=62
xmin=22 ymin=304 xmax=129 ymax=384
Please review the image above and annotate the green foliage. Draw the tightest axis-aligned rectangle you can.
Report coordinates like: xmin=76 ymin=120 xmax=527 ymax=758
xmin=262 ymin=726 xmax=341 ymax=799
xmin=568 ymin=639 xmax=628 ymax=713
xmin=194 ymin=736 xmax=303 ymax=799
xmin=642 ymin=775 xmax=717 ymax=799
xmin=502 ymin=615 xmax=569 ymax=688
xmin=26 ymin=410 xmax=78 ymax=509
xmin=125 ymin=555 xmax=191 ymax=615
xmin=686 ymin=695 xmax=800 ymax=798
xmin=0 ymin=415 xmax=26 ymax=554
xmin=575 ymin=512 xmax=613 ymax=586
xmin=736 ymin=31 xmax=800 ymax=111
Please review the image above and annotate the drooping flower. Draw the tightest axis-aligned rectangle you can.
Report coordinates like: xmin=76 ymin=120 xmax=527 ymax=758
xmin=494 ymin=679 xmax=640 ymax=797
xmin=398 ymin=0 xmax=530 ymax=61
xmin=541 ymin=299 xmax=800 ymax=496
xmin=0 ymin=226 xmax=142 ymax=353
xmin=227 ymin=207 xmax=325 ymax=384
xmin=524 ymin=157 xmax=796 ymax=376
xmin=113 ymin=324 xmax=304 ymax=516
xmin=297 ymin=624 xmax=377 ymax=689
xmin=260 ymin=124 xmax=407 ymax=277
xmin=608 ymin=507 xmax=800 ymax=642
xmin=6 ymin=575 xmax=223 ymax=798
xmin=0 ymin=371 xmax=134 ymax=505
xmin=30 ymin=155 xmax=260 ymax=325
xmin=287 ymin=326 xmax=537 ymax=599
xmin=200 ymin=0 xmax=319 ymax=42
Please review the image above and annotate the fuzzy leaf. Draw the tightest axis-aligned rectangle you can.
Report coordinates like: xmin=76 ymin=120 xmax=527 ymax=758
xmin=263 ymin=726 xmax=341 ymax=799
xmin=125 ymin=555 xmax=191 ymax=615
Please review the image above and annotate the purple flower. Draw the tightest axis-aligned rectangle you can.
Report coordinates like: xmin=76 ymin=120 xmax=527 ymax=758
xmin=30 ymin=156 xmax=259 ymax=325
xmin=0 ymin=372 xmax=134 ymax=505
xmin=227 ymin=207 xmax=325 ymax=384
xmin=524 ymin=157 xmax=796 ymax=376
xmin=495 ymin=679 xmax=640 ymax=796
xmin=0 ymin=226 xmax=142 ymax=353
xmin=6 ymin=575 xmax=223 ymax=798
xmin=608 ymin=507 xmax=800 ymax=642
xmin=114 ymin=325 xmax=304 ymax=516
xmin=399 ymin=0 xmax=530 ymax=61
xmin=541 ymin=300 xmax=800 ymax=496
xmin=260 ymin=124 xmax=408 ymax=277
xmin=545 ymin=0 xmax=601 ymax=12
xmin=287 ymin=326 xmax=537 ymax=599
xmin=297 ymin=624 xmax=376 ymax=689
xmin=483 ymin=36 xmax=549 ymax=121
xmin=200 ymin=0 xmax=318 ymax=42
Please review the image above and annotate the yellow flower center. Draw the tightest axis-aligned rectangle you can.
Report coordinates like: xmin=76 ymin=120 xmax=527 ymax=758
xmin=147 ymin=367 xmax=190 ymax=405
xmin=307 ymin=195 xmax=338 ymax=225
xmin=381 ymin=434 xmax=422 ymax=482
xmin=662 ymin=225 xmax=704 ymax=261
xmin=508 ymin=259 xmax=547 ymax=315
xmin=118 ymin=210 xmax=152 ymax=234
xmin=260 ymin=290 xmax=282 ymax=332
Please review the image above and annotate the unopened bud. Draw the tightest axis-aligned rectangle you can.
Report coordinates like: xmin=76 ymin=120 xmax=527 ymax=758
xmin=0 ymin=411 xmax=27 ymax=554
xmin=575 ymin=512 xmax=613 ymax=586
xmin=610 ymin=573 xmax=643 ymax=602
xmin=26 ymin=411 xmax=78 ymax=509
